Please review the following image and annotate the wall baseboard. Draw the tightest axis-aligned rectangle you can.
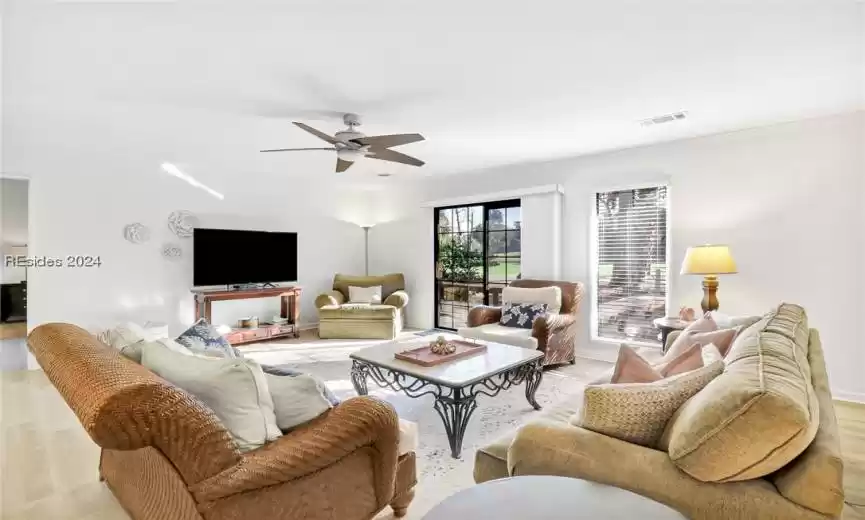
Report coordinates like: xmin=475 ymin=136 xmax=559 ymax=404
xmin=833 ymin=390 xmax=865 ymax=404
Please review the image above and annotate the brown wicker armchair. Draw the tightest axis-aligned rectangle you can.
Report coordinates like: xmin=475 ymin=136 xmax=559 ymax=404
xmin=27 ymin=323 xmax=416 ymax=520
xmin=462 ymin=279 xmax=584 ymax=366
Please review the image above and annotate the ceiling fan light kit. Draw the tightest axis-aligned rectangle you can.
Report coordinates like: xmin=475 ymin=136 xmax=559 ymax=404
xmin=260 ymin=113 xmax=425 ymax=173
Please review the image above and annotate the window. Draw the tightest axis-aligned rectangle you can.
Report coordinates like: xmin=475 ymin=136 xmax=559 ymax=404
xmin=593 ymin=185 xmax=669 ymax=344
xmin=435 ymin=200 xmax=521 ymax=330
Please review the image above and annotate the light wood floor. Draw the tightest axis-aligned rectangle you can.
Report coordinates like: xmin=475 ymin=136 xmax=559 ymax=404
xmin=2 ymin=361 xmax=864 ymax=519
xmin=0 ymin=322 xmax=27 ymax=340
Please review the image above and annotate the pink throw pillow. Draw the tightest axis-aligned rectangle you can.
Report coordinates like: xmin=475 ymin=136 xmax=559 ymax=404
xmin=658 ymin=342 xmax=726 ymax=377
xmin=659 ymin=342 xmax=704 ymax=377
xmin=663 ymin=312 xmax=719 ymax=360
xmin=611 ymin=345 xmax=663 ymax=384
xmin=689 ymin=328 xmax=739 ymax=358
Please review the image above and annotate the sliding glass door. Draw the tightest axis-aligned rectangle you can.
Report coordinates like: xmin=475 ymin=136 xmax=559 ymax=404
xmin=435 ymin=199 xmax=521 ymax=330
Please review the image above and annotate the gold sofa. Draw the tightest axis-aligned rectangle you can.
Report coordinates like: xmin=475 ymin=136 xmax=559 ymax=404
xmin=28 ymin=323 xmax=417 ymax=520
xmin=316 ymin=273 xmax=409 ymax=340
xmin=474 ymin=304 xmax=845 ymax=519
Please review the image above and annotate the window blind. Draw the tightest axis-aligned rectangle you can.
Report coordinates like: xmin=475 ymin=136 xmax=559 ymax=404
xmin=594 ymin=186 xmax=668 ymax=344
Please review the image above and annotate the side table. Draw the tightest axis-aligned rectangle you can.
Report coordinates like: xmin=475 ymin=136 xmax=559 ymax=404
xmin=652 ymin=317 xmax=691 ymax=353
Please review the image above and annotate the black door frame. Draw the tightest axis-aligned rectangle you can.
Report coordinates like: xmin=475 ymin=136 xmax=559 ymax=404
xmin=433 ymin=198 xmax=521 ymax=330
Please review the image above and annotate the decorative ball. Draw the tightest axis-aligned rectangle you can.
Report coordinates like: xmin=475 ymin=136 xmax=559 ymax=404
xmin=430 ymin=335 xmax=456 ymax=355
xmin=679 ymin=306 xmax=696 ymax=322
xmin=123 ymin=223 xmax=151 ymax=244
xmin=167 ymin=210 xmax=198 ymax=239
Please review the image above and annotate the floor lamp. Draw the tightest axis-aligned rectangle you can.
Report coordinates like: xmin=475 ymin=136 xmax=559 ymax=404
xmin=362 ymin=226 xmax=372 ymax=275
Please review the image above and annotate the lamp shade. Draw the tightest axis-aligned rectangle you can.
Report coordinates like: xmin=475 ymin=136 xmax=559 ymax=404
xmin=680 ymin=245 xmax=737 ymax=275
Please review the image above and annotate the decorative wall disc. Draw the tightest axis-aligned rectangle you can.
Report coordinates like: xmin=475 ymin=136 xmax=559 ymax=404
xmin=167 ymin=210 xmax=198 ymax=239
xmin=162 ymin=242 xmax=183 ymax=261
xmin=123 ymin=223 xmax=151 ymax=244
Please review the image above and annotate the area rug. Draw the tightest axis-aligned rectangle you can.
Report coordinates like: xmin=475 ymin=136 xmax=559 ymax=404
xmin=238 ymin=334 xmax=610 ymax=518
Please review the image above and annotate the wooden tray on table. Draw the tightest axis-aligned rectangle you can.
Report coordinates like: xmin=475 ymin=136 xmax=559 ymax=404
xmin=395 ymin=339 xmax=487 ymax=367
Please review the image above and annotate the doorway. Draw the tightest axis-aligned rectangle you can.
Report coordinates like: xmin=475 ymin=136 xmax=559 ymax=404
xmin=0 ymin=178 xmax=30 ymax=370
xmin=434 ymin=199 xmax=521 ymax=330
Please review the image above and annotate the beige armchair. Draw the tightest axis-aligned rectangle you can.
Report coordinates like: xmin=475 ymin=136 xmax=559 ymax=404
xmin=460 ymin=279 xmax=584 ymax=366
xmin=316 ymin=273 xmax=409 ymax=339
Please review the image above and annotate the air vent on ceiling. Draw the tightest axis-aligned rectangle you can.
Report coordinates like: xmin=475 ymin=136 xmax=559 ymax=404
xmin=640 ymin=111 xmax=688 ymax=127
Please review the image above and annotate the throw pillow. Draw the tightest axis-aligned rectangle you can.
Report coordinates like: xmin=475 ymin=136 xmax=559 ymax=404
xmin=499 ymin=302 xmax=548 ymax=329
xmin=348 ymin=285 xmax=382 ymax=304
xmin=611 ymin=344 xmax=663 ymax=384
xmin=98 ymin=323 xmax=191 ymax=363
xmin=574 ymin=345 xmax=724 ymax=448
xmin=709 ymin=312 xmax=761 ymax=331
xmin=501 ymin=286 xmax=562 ymax=314
xmin=264 ymin=373 xmax=333 ymax=431
xmin=662 ymin=312 xmax=719 ymax=360
xmin=663 ymin=327 xmax=739 ymax=367
xmin=176 ymin=318 xmax=236 ymax=358
xmin=261 ymin=364 xmax=340 ymax=406
xmin=658 ymin=340 xmax=725 ymax=377
xmin=661 ymin=304 xmax=819 ymax=483
xmin=141 ymin=340 xmax=281 ymax=451
xmin=123 ymin=338 xmax=192 ymax=364
xmin=398 ymin=419 xmax=419 ymax=456
xmin=97 ymin=322 xmax=147 ymax=348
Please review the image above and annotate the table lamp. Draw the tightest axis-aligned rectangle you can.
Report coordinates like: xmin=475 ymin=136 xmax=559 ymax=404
xmin=680 ymin=245 xmax=737 ymax=313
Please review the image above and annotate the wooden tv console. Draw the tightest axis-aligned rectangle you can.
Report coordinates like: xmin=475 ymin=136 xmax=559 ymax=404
xmin=192 ymin=286 xmax=302 ymax=345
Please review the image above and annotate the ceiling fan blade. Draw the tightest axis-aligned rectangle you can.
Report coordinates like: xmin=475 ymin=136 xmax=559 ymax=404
xmin=260 ymin=147 xmax=336 ymax=153
xmin=351 ymin=133 xmax=425 ymax=148
xmin=367 ymin=147 xmax=425 ymax=167
xmin=293 ymin=122 xmax=338 ymax=144
xmin=336 ymin=158 xmax=354 ymax=173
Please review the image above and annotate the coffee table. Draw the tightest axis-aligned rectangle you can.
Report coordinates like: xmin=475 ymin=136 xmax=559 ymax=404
xmin=423 ymin=476 xmax=687 ymax=519
xmin=349 ymin=335 xmax=544 ymax=459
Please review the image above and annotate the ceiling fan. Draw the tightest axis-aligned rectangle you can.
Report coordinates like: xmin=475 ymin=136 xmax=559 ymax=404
xmin=260 ymin=113 xmax=425 ymax=173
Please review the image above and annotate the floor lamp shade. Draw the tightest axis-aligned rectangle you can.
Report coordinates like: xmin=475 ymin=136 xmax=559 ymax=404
xmin=681 ymin=245 xmax=737 ymax=313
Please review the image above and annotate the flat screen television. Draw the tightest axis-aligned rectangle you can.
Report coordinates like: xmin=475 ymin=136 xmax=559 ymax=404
xmin=193 ymin=228 xmax=298 ymax=286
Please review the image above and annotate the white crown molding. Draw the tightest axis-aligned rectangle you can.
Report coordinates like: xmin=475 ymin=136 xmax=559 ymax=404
xmin=421 ymin=184 xmax=564 ymax=208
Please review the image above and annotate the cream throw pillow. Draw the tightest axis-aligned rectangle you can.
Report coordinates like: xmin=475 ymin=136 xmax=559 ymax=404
xmin=574 ymin=345 xmax=724 ymax=448
xmin=348 ymin=285 xmax=382 ymax=304
xmin=501 ymin=286 xmax=563 ymax=314
xmin=98 ymin=322 xmax=147 ymax=349
xmin=398 ymin=419 xmax=419 ymax=456
xmin=264 ymin=373 xmax=333 ymax=431
xmin=141 ymin=341 xmax=281 ymax=451
xmin=99 ymin=323 xmax=191 ymax=363
xmin=122 ymin=338 xmax=192 ymax=363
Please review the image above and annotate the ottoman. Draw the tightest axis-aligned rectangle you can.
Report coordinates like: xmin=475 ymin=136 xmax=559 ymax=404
xmin=423 ymin=476 xmax=686 ymax=519
xmin=318 ymin=304 xmax=400 ymax=339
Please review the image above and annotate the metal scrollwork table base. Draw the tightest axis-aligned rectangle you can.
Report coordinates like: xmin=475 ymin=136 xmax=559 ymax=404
xmin=350 ymin=342 xmax=544 ymax=459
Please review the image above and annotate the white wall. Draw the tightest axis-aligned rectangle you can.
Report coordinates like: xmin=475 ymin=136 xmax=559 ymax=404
xmin=370 ymin=112 xmax=865 ymax=401
xmin=520 ymin=191 xmax=563 ymax=280
xmin=0 ymin=178 xmax=29 ymax=283
xmin=24 ymin=169 xmax=368 ymax=368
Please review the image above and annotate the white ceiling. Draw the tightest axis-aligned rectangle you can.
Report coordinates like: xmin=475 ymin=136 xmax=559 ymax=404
xmin=3 ymin=0 xmax=863 ymax=188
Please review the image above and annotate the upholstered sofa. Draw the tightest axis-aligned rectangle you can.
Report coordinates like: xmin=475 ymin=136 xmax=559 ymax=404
xmin=474 ymin=304 xmax=845 ymax=519
xmin=315 ymin=273 xmax=409 ymax=340
xmin=28 ymin=323 xmax=417 ymax=520
xmin=458 ymin=279 xmax=584 ymax=366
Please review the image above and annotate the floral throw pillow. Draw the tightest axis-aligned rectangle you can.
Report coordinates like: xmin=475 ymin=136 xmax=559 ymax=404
xmin=176 ymin=318 xmax=236 ymax=358
xmin=499 ymin=302 xmax=548 ymax=329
